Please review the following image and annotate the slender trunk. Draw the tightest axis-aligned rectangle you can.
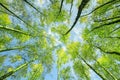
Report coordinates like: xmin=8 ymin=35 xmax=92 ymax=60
xmin=91 ymin=19 xmax=120 ymax=32
xmin=0 ymin=61 xmax=31 ymax=80
xmin=95 ymin=46 xmax=120 ymax=56
xmin=0 ymin=25 xmax=30 ymax=36
xmin=78 ymin=54 xmax=106 ymax=80
xmin=0 ymin=47 xmax=24 ymax=53
xmin=0 ymin=10 xmax=11 ymax=15
xmin=69 ymin=0 xmax=73 ymax=16
xmin=94 ymin=58 xmax=117 ymax=80
xmin=110 ymin=26 xmax=120 ymax=33
xmin=81 ymin=0 xmax=119 ymax=17
xmin=65 ymin=0 xmax=89 ymax=34
xmin=105 ymin=36 xmax=120 ymax=39
xmin=55 ymin=0 xmax=64 ymax=20
xmin=23 ymin=0 xmax=44 ymax=15
xmin=94 ymin=16 xmax=120 ymax=22
xmin=59 ymin=0 xmax=64 ymax=14
xmin=0 ymin=3 xmax=32 ymax=27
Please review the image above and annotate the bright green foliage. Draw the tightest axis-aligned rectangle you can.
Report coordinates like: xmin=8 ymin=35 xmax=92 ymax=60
xmin=0 ymin=56 xmax=6 ymax=66
xmin=80 ymin=16 xmax=88 ymax=23
xmin=29 ymin=63 xmax=43 ymax=80
xmin=66 ymin=42 xmax=81 ymax=59
xmin=58 ymin=67 xmax=72 ymax=80
xmin=0 ymin=14 xmax=11 ymax=25
xmin=10 ymin=55 xmax=22 ymax=63
xmin=81 ymin=43 xmax=96 ymax=60
xmin=57 ymin=48 xmax=69 ymax=68
xmin=51 ymin=24 xmax=70 ymax=43
xmin=66 ymin=0 xmax=72 ymax=4
xmin=0 ymin=33 xmax=11 ymax=48
xmin=97 ymin=55 xmax=111 ymax=66
xmin=0 ymin=0 xmax=120 ymax=80
xmin=73 ymin=60 xmax=90 ymax=80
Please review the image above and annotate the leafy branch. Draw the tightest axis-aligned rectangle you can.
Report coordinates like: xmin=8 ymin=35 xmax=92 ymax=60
xmin=93 ymin=58 xmax=118 ymax=80
xmin=0 ymin=3 xmax=32 ymax=27
xmin=81 ymin=0 xmax=118 ymax=17
xmin=95 ymin=46 xmax=120 ymax=56
xmin=0 ymin=46 xmax=26 ymax=53
xmin=91 ymin=19 xmax=120 ymax=32
xmin=0 ymin=61 xmax=32 ymax=80
xmin=23 ymin=0 xmax=44 ymax=15
xmin=69 ymin=0 xmax=73 ymax=16
xmin=0 ymin=25 xmax=30 ymax=36
xmin=110 ymin=26 xmax=120 ymax=33
xmin=65 ymin=0 xmax=90 ymax=34
xmin=55 ymin=0 xmax=64 ymax=20
xmin=78 ymin=54 xmax=106 ymax=80
xmin=105 ymin=36 xmax=120 ymax=39
xmin=94 ymin=16 xmax=120 ymax=22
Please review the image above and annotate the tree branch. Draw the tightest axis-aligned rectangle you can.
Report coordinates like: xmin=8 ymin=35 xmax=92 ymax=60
xmin=78 ymin=54 xmax=106 ymax=80
xmin=90 ymin=19 xmax=120 ymax=32
xmin=0 ymin=46 xmax=26 ymax=53
xmin=23 ymin=0 xmax=44 ymax=15
xmin=69 ymin=0 xmax=73 ymax=16
xmin=110 ymin=26 xmax=120 ymax=33
xmin=0 ymin=3 xmax=32 ymax=27
xmin=94 ymin=16 xmax=120 ymax=22
xmin=95 ymin=46 xmax=120 ymax=56
xmin=65 ymin=0 xmax=89 ymax=35
xmin=0 ymin=62 xmax=30 ymax=80
xmin=55 ymin=0 xmax=64 ymax=19
xmin=59 ymin=0 xmax=64 ymax=14
xmin=105 ymin=36 xmax=120 ymax=39
xmin=0 ymin=25 xmax=30 ymax=36
xmin=0 ymin=10 xmax=11 ymax=15
xmin=0 ymin=71 xmax=14 ymax=80
xmin=94 ymin=58 xmax=118 ymax=80
xmin=81 ymin=0 xmax=118 ymax=17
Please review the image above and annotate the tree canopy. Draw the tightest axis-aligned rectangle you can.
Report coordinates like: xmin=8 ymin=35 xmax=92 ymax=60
xmin=0 ymin=0 xmax=120 ymax=80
